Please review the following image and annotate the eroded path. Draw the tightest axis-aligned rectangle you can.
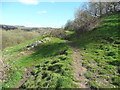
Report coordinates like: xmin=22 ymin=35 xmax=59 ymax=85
xmin=66 ymin=40 xmax=88 ymax=88
xmin=72 ymin=47 xmax=88 ymax=88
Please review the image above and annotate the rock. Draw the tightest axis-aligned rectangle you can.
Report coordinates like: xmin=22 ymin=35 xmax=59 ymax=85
xmin=25 ymin=40 xmax=44 ymax=50
xmin=26 ymin=48 xmax=31 ymax=51
xmin=31 ymin=45 xmax=34 ymax=48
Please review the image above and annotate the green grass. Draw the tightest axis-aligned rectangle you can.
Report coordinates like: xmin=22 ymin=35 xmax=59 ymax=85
xmin=2 ymin=34 xmax=75 ymax=88
xmin=65 ymin=31 xmax=75 ymax=35
xmin=19 ymin=38 xmax=75 ymax=88
xmin=2 ymin=13 xmax=120 ymax=88
xmin=2 ymin=34 xmax=49 ymax=87
xmin=70 ymin=13 xmax=120 ymax=88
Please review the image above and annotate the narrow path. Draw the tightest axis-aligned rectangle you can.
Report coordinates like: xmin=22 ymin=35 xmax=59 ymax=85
xmin=72 ymin=47 xmax=88 ymax=88
xmin=65 ymin=40 xmax=88 ymax=88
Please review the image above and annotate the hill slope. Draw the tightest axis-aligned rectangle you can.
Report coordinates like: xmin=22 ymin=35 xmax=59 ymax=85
xmin=2 ymin=13 xmax=120 ymax=88
xmin=69 ymin=13 xmax=120 ymax=88
xmin=2 ymin=35 xmax=75 ymax=88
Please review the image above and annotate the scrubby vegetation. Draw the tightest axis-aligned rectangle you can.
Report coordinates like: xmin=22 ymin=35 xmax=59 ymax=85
xmin=1 ymin=27 xmax=66 ymax=50
xmin=50 ymin=29 xmax=67 ymax=38
xmin=1 ymin=29 xmax=41 ymax=50
xmin=64 ymin=2 xmax=119 ymax=34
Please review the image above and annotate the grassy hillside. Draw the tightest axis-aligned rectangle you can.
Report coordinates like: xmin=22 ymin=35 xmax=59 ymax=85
xmin=1 ymin=29 xmax=41 ymax=50
xmin=2 ymin=13 xmax=119 ymax=88
xmin=2 ymin=34 xmax=75 ymax=88
xmin=70 ymin=13 xmax=120 ymax=88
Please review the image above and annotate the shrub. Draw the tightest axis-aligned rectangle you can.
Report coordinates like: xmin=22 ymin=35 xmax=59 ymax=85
xmin=50 ymin=29 xmax=67 ymax=38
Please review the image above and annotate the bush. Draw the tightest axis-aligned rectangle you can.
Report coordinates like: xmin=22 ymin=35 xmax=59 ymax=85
xmin=64 ymin=2 xmax=119 ymax=34
xmin=64 ymin=8 xmax=99 ymax=34
xmin=50 ymin=29 xmax=67 ymax=38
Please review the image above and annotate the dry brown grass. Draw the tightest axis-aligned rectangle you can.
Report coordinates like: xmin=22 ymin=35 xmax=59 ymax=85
xmin=1 ymin=29 xmax=40 ymax=49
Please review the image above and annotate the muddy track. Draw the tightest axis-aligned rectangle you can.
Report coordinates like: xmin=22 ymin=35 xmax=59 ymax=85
xmin=66 ymin=40 xmax=89 ymax=88
xmin=72 ymin=47 xmax=88 ymax=88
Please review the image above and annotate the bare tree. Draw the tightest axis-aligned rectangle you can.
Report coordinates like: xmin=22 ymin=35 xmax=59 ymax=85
xmin=64 ymin=0 xmax=120 ymax=34
xmin=64 ymin=20 xmax=74 ymax=30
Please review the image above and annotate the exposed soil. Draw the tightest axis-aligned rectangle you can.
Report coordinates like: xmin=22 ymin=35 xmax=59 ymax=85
xmin=0 ymin=59 xmax=7 ymax=83
xmin=66 ymin=40 xmax=89 ymax=88
xmin=72 ymin=47 xmax=88 ymax=88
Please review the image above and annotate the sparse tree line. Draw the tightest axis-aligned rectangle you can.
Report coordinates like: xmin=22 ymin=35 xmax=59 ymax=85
xmin=64 ymin=1 xmax=120 ymax=34
xmin=0 ymin=25 xmax=18 ymax=30
xmin=89 ymin=1 xmax=120 ymax=16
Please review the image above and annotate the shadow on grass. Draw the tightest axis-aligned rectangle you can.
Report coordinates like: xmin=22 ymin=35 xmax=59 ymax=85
xmin=64 ymin=18 xmax=119 ymax=50
xmin=18 ymin=13 xmax=119 ymax=67
xmin=14 ymin=41 xmax=69 ymax=68
xmin=31 ymin=42 xmax=68 ymax=58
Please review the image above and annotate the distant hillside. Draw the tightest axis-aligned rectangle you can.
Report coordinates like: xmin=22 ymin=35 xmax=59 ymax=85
xmin=1 ymin=24 xmax=63 ymax=50
xmin=0 ymin=25 xmax=18 ymax=30
xmin=0 ymin=24 xmax=61 ymax=32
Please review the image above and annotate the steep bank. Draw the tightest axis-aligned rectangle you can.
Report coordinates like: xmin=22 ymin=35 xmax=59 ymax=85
xmin=69 ymin=13 xmax=120 ymax=88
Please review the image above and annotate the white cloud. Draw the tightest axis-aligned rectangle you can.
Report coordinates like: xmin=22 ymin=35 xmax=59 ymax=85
xmin=37 ymin=11 xmax=48 ymax=14
xmin=18 ymin=0 xmax=39 ymax=5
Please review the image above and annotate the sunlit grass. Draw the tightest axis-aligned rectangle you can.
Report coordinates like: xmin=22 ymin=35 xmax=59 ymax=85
xmin=70 ymin=13 xmax=120 ymax=88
